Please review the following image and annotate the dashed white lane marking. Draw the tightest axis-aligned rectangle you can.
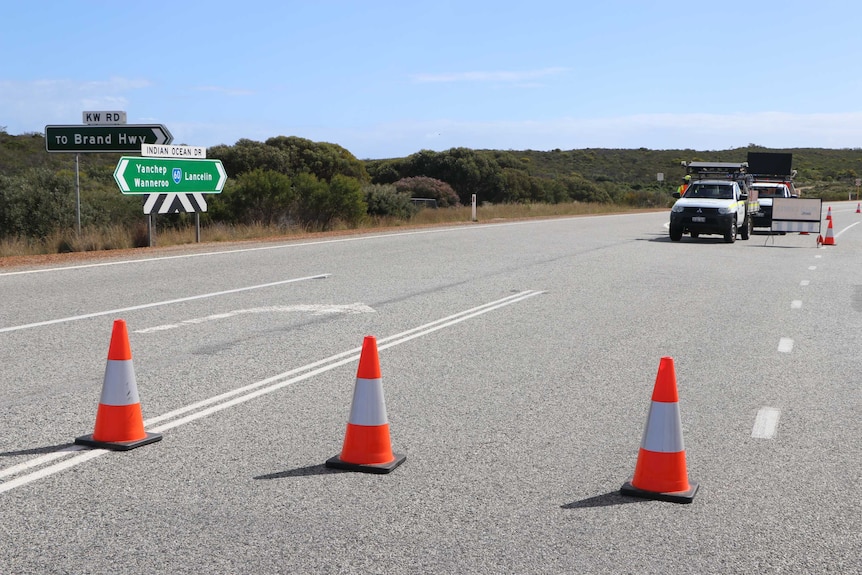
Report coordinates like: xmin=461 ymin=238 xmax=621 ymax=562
xmin=778 ymin=338 xmax=794 ymax=353
xmin=752 ymin=407 xmax=781 ymax=439
xmin=134 ymin=303 xmax=375 ymax=333
xmin=808 ymin=266 xmax=817 ymax=271
xmin=791 ymin=300 xmax=802 ymax=309
xmin=800 ymin=280 xmax=810 ymax=286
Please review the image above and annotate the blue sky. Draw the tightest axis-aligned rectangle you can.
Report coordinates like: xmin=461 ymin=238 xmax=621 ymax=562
xmin=2 ymin=0 xmax=861 ymax=159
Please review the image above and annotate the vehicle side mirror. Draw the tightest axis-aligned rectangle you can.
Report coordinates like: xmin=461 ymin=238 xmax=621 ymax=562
xmin=672 ymin=192 xmax=680 ymax=199
xmin=740 ymin=192 xmax=748 ymax=200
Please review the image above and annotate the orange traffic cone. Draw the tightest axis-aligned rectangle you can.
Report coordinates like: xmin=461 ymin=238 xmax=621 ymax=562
xmin=326 ymin=336 xmax=406 ymax=473
xmin=822 ymin=218 xmax=836 ymax=245
xmin=75 ymin=319 xmax=162 ymax=451
xmin=856 ymin=203 xmax=860 ymax=214
xmin=826 ymin=206 xmax=832 ymax=220
xmin=621 ymin=357 xmax=698 ymax=503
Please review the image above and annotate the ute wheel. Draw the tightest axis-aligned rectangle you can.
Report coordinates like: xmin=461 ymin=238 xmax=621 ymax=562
xmin=724 ymin=219 xmax=737 ymax=243
xmin=670 ymin=225 xmax=683 ymax=241
xmin=740 ymin=215 xmax=751 ymax=240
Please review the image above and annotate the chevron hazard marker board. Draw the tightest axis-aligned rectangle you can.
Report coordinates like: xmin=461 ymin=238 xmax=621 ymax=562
xmin=144 ymin=193 xmax=208 ymax=214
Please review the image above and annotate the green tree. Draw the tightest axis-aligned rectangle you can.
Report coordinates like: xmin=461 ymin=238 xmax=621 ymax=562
xmin=393 ymin=176 xmax=460 ymax=207
xmin=293 ymin=172 xmax=369 ymax=230
xmin=266 ymin=136 xmax=369 ymax=183
xmin=216 ymin=168 xmax=295 ymax=225
xmin=363 ymin=183 xmax=417 ymax=219
xmin=400 ymin=148 xmax=504 ymax=204
xmin=0 ymin=168 xmax=76 ymax=238
xmin=208 ymin=139 xmax=292 ymax=177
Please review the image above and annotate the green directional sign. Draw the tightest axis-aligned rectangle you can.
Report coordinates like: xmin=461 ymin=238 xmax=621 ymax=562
xmin=113 ymin=157 xmax=227 ymax=194
xmin=45 ymin=124 xmax=173 ymax=153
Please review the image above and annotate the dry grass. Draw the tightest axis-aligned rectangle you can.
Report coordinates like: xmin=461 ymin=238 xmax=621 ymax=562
xmin=0 ymin=202 xmax=658 ymax=259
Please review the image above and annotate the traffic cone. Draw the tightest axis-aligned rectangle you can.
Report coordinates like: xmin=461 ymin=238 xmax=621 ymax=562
xmin=856 ymin=203 xmax=860 ymax=214
xmin=75 ymin=319 xmax=162 ymax=451
xmin=325 ymin=336 xmax=406 ymax=474
xmin=621 ymin=357 xmax=698 ymax=503
xmin=826 ymin=206 xmax=832 ymax=220
xmin=822 ymin=218 xmax=836 ymax=246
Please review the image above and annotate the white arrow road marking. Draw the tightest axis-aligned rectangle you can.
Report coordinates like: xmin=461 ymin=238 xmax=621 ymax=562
xmin=134 ymin=303 xmax=375 ymax=333
xmin=0 ymin=274 xmax=330 ymax=334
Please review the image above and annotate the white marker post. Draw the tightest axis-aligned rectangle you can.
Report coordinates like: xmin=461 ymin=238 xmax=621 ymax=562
xmin=471 ymin=194 xmax=477 ymax=222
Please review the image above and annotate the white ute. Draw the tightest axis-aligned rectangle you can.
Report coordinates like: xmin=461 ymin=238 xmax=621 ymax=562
xmin=669 ymin=162 xmax=758 ymax=243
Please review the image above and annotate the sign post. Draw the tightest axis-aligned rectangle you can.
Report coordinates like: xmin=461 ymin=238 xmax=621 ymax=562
xmin=114 ymin=156 xmax=226 ymax=247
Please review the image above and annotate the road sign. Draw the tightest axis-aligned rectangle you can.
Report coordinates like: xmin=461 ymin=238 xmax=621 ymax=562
xmin=45 ymin=124 xmax=173 ymax=153
xmin=141 ymin=143 xmax=206 ymax=159
xmin=82 ymin=111 xmax=126 ymax=125
xmin=143 ymin=193 xmax=208 ymax=214
xmin=114 ymin=157 xmax=226 ymax=194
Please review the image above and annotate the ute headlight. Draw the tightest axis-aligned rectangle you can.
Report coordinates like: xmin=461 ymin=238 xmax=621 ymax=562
xmin=671 ymin=203 xmax=684 ymax=213
xmin=718 ymin=206 xmax=734 ymax=214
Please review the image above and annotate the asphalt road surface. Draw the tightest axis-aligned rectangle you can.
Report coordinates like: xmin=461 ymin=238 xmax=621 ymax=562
xmin=1 ymin=205 xmax=859 ymax=574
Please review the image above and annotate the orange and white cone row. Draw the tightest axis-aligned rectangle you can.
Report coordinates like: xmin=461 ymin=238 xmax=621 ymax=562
xmin=621 ymin=357 xmax=698 ymax=503
xmin=75 ymin=319 xmax=162 ymax=451
xmin=822 ymin=218 xmax=836 ymax=246
xmin=326 ymin=335 xmax=406 ymax=473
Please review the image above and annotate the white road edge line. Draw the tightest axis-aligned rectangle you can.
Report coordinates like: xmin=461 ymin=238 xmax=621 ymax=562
xmin=0 ymin=274 xmax=330 ymax=334
xmin=0 ymin=289 xmax=544 ymax=495
xmin=752 ymin=407 xmax=781 ymax=439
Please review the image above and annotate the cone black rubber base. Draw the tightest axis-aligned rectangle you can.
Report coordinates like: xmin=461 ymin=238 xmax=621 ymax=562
xmin=325 ymin=453 xmax=406 ymax=474
xmin=620 ymin=479 xmax=698 ymax=504
xmin=75 ymin=432 xmax=162 ymax=451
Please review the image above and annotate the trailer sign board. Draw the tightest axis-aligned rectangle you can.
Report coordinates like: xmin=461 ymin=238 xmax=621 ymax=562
xmin=771 ymin=197 xmax=822 ymax=233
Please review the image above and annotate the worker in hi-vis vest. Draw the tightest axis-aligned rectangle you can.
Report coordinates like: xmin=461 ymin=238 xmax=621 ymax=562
xmin=677 ymin=175 xmax=691 ymax=196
